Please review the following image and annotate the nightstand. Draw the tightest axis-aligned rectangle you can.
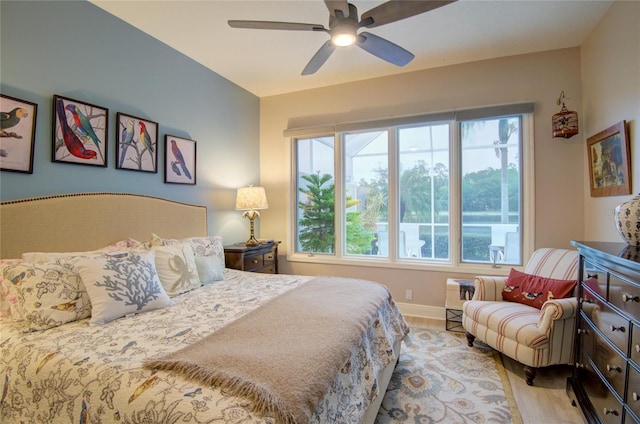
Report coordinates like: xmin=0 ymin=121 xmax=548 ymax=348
xmin=224 ymin=241 xmax=279 ymax=274
xmin=445 ymin=278 xmax=475 ymax=332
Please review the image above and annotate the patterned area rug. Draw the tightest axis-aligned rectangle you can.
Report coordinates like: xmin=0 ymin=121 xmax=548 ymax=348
xmin=375 ymin=328 xmax=523 ymax=424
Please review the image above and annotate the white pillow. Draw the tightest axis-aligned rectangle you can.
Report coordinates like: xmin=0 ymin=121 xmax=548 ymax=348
xmin=194 ymin=254 xmax=225 ymax=285
xmin=152 ymin=243 xmax=200 ymax=297
xmin=150 ymin=234 xmax=225 ymax=284
xmin=75 ymin=250 xmax=171 ymax=325
xmin=2 ymin=261 xmax=92 ymax=331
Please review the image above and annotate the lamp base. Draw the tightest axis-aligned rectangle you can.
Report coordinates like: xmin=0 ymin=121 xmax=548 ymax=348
xmin=245 ymin=215 xmax=260 ymax=246
xmin=245 ymin=236 xmax=260 ymax=246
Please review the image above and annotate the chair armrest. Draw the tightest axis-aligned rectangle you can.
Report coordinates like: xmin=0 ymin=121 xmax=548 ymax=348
xmin=472 ymin=276 xmax=508 ymax=301
xmin=537 ymin=297 xmax=578 ymax=332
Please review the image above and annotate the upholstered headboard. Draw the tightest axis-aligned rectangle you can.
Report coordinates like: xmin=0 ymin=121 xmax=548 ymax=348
xmin=0 ymin=193 xmax=207 ymax=259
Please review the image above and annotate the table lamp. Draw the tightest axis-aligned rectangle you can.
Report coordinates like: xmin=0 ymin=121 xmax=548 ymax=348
xmin=235 ymin=186 xmax=268 ymax=246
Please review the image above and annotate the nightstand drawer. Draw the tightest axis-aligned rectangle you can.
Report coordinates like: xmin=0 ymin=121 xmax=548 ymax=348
xmin=244 ymin=254 xmax=264 ymax=270
xmin=254 ymin=263 xmax=276 ymax=274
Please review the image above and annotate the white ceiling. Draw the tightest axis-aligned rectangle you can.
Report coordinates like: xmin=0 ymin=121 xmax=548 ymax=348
xmin=90 ymin=0 xmax=613 ymax=98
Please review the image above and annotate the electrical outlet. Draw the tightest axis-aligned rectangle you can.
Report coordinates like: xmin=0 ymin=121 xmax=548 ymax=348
xmin=405 ymin=289 xmax=413 ymax=300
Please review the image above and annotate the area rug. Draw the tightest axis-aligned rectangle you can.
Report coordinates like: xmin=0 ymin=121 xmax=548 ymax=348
xmin=375 ymin=327 xmax=523 ymax=424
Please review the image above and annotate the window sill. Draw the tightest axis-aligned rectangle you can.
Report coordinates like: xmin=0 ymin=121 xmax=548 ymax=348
xmin=286 ymin=252 xmax=519 ymax=276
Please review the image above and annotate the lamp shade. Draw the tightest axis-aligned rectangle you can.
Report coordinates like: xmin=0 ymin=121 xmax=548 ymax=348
xmin=235 ymin=186 xmax=268 ymax=210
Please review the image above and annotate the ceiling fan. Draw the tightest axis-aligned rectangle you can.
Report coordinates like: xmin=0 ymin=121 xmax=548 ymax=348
xmin=228 ymin=0 xmax=456 ymax=75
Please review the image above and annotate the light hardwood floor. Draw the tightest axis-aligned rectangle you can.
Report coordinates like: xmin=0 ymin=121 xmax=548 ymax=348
xmin=404 ymin=316 xmax=586 ymax=424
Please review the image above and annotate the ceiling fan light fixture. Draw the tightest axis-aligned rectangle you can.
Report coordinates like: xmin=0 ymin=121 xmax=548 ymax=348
xmin=332 ymin=32 xmax=356 ymax=46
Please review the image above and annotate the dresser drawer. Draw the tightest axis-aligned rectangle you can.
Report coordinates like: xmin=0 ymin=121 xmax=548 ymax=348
xmin=587 ymin=299 xmax=630 ymax=354
xmin=633 ymin=324 xmax=640 ymax=366
xmin=609 ymin=273 xmax=640 ymax=322
xmin=628 ymin=364 xmax=640 ymax=419
xmin=580 ymin=350 xmax=625 ymax=424
xmin=584 ymin=260 xmax=609 ymax=291
xmin=583 ymin=319 xmax=627 ymax=398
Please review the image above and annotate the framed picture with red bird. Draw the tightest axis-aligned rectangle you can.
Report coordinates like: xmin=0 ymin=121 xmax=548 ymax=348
xmin=116 ymin=112 xmax=158 ymax=173
xmin=52 ymin=95 xmax=108 ymax=167
xmin=164 ymin=135 xmax=196 ymax=185
xmin=1 ymin=94 xmax=38 ymax=174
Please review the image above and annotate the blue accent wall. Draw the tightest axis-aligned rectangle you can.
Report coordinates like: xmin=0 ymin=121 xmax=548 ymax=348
xmin=0 ymin=1 xmax=260 ymax=240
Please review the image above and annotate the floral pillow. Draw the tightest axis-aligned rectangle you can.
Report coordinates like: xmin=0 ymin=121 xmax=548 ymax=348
xmin=150 ymin=234 xmax=225 ymax=284
xmin=22 ymin=239 xmax=147 ymax=263
xmin=0 ymin=259 xmax=25 ymax=322
xmin=2 ymin=261 xmax=92 ymax=331
xmin=75 ymin=250 xmax=171 ymax=325
xmin=502 ymin=268 xmax=577 ymax=309
xmin=152 ymin=243 xmax=201 ymax=297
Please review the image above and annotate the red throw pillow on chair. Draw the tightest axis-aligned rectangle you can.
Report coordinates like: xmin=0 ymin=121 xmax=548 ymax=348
xmin=502 ymin=268 xmax=577 ymax=309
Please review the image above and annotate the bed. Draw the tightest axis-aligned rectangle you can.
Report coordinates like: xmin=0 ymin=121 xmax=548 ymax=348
xmin=0 ymin=193 xmax=408 ymax=424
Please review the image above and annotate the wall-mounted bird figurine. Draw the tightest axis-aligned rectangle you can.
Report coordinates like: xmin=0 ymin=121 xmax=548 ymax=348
xmin=1 ymin=107 xmax=28 ymax=138
xmin=55 ymin=99 xmax=97 ymax=160
xmin=170 ymin=139 xmax=192 ymax=179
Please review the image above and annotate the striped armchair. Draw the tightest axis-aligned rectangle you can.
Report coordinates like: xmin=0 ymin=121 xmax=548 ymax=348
xmin=462 ymin=248 xmax=579 ymax=385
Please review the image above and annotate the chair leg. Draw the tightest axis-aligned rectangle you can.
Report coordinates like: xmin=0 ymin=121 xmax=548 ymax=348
xmin=524 ymin=365 xmax=537 ymax=386
xmin=465 ymin=332 xmax=475 ymax=347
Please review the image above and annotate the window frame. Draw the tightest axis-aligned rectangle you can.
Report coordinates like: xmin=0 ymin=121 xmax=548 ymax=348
xmin=286 ymin=105 xmax=535 ymax=275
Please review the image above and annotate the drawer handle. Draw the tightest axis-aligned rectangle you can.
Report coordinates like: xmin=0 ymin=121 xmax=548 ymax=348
xmin=575 ymin=363 xmax=586 ymax=369
xmin=636 ymin=344 xmax=640 ymax=353
xmin=266 ymin=255 xmax=274 ymax=260
xmin=603 ymin=408 xmax=619 ymax=416
xmin=622 ymin=294 xmax=640 ymax=302
xmin=581 ymin=298 xmax=594 ymax=304
xmin=587 ymin=273 xmax=598 ymax=279
xmin=606 ymin=364 xmax=622 ymax=373
xmin=633 ymin=392 xmax=639 ymax=402
xmin=609 ymin=325 xmax=626 ymax=332
xmin=577 ymin=328 xmax=590 ymax=335
xmin=251 ymin=259 xmax=259 ymax=264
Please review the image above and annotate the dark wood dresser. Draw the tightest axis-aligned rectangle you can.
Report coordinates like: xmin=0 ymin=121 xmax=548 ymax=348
xmin=567 ymin=241 xmax=640 ymax=424
xmin=224 ymin=241 xmax=279 ymax=274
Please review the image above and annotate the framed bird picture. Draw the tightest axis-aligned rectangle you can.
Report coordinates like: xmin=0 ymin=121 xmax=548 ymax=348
xmin=52 ymin=95 xmax=108 ymax=167
xmin=164 ymin=135 xmax=196 ymax=185
xmin=116 ymin=112 xmax=158 ymax=173
xmin=1 ymin=94 xmax=38 ymax=174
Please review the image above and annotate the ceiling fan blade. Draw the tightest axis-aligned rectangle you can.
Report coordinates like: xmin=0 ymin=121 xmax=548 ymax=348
xmin=360 ymin=0 xmax=456 ymax=28
xmin=228 ymin=20 xmax=327 ymax=32
xmin=302 ymin=41 xmax=336 ymax=75
xmin=357 ymin=32 xmax=414 ymax=66
xmin=324 ymin=0 xmax=350 ymax=17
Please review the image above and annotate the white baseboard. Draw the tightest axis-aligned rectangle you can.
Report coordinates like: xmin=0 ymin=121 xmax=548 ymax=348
xmin=397 ymin=302 xmax=445 ymax=320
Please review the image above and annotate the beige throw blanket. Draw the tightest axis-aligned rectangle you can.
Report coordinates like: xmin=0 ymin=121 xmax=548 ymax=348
xmin=144 ymin=276 xmax=391 ymax=424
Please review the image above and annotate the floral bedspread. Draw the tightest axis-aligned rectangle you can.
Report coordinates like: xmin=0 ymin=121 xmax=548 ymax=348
xmin=0 ymin=269 xmax=409 ymax=424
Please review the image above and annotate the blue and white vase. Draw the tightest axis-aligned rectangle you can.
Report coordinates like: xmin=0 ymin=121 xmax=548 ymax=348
xmin=615 ymin=194 xmax=640 ymax=246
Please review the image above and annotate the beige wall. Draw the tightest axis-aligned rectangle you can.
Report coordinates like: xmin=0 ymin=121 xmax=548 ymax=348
xmin=259 ymin=48 xmax=585 ymax=313
xmin=581 ymin=0 xmax=640 ymax=242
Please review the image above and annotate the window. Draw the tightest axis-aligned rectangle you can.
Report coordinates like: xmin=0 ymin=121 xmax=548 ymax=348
xmin=289 ymin=103 xmax=533 ymax=270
